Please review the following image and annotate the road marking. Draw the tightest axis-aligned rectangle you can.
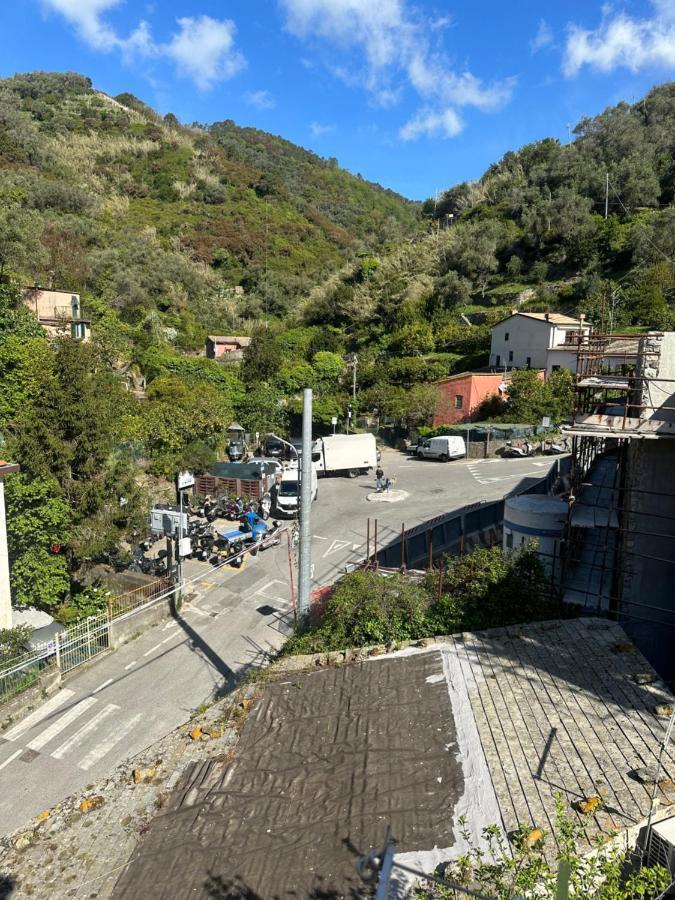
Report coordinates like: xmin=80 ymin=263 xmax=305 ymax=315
xmin=313 ymin=535 xmax=328 ymax=540
xmin=161 ymin=634 xmax=177 ymax=645
xmin=256 ymin=579 xmax=285 ymax=599
xmin=0 ymin=748 xmax=24 ymax=772
xmin=322 ymin=539 xmax=352 ymax=558
xmin=163 ymin=621 xmax=179 ymax=631
xmin=92 ymin=678 xmax=113 ymax=695
xmin=77 ymin=713 xmax=143 ymax=771
xmin=352 ymin=543 xmax=360 ymax=551
xmin=143 ymin=642 xmax=163 ymax=657
xmin=124 ymin=660 xmax=136 ymax=670
xmin=51 ymin=704 xmax=120 ymax=760
xmin=3 ymin=689 xmax=75 ymax=742
xmin=27 ymin=697 xmax=98 ymax=750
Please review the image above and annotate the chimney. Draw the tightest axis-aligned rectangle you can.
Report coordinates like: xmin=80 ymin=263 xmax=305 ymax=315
xmin=544 ymin=312 xmax=550 ymax=321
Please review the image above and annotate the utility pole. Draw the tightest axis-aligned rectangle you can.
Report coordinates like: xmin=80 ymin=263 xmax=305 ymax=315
xmin=0 ymin=462 xmax=20 ymax=630
xmin=297 ymin=389 xmax=313 ymax=626
xmin=605 ymin=172 xmax=609 ymax=220
xmin=349 ymin=353 xmax=357 ymax=402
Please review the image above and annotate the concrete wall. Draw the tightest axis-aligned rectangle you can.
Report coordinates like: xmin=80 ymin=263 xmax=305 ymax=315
xmin=546 ymin=348 xmax=577 ymax=374
xmin=0 ymin=664 xmax=61 ymax=732
xmin=490 ymin=316 xmax=551 ymax=369
xmin=621 ymin=439 xmax=675 ymax=679
xmin=109 ymin=598 xmax=174 ymax=649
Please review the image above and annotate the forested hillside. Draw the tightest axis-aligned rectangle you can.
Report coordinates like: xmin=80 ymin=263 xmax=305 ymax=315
xmin=0 ymin=71 xmax=417 ymax=325
xmin=1 ymin=73 xmax=674 ymax=621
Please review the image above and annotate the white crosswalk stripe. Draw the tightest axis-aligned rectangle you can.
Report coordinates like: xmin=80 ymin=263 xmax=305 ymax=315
xmin=50 ymin=703 xmax=120 ymax=760
xmin=77 ymin=713 xmax=143 ymax=771
xmin=27 ymin=697 xmax=98 ymax=751
xmin=3 ymin=689 xmax=75 ymax=742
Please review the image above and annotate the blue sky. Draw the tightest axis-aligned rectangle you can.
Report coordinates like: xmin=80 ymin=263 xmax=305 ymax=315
xmin=1 ymin=1 xmax=674 ymax=199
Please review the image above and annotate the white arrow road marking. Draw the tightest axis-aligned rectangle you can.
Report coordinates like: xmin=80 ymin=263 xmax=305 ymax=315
xmin=51 ymin=703 xmax=120 ymax=760
xmin=78 ymin=713 xmax=143 ymax=771
xmin=322 ymin=539 xmax=352 ymax=558
xmin=4 ymin=689 xmax=75 ymax=742
xmin=27 ymin=697 xmax=98 ymax=751
xmin=0 ymin=748 xmax=24 ymax=772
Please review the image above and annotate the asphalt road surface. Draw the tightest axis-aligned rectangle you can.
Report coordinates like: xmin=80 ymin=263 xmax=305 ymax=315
xmin=0 ymin=450 xmax=557 ymax=834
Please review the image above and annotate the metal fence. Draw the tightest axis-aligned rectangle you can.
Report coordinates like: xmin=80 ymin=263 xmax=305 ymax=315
xmin=0 ymin=574 xmax=175 ymax=705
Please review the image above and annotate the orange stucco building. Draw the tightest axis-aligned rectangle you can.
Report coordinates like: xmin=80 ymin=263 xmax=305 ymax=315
xmin=432 ymin=372 xmax=506 ymax=426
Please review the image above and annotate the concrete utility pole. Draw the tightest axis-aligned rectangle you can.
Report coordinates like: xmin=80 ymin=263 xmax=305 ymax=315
xmin=297 ymin=389 xmax=313 ymax=626
xmin=0 ymin=462 xmax=20 ymax=631
xmin=351 ymin=353 xmax=357 ymax=402
xmin=605 ymin=172 xmax=609 ymax=220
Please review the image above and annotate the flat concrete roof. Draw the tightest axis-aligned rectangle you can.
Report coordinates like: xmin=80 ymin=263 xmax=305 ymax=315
xmin=114 ymin=619 xmax=675 ymax=898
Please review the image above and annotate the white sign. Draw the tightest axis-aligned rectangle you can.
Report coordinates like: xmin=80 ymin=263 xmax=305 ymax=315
xmin=179 ymin=537 xmax=193 ymax=558
xmin=331 ymin=416 xmax=338 ymax=425
xmin=177 ymin=470 xmax=195 ymax=490
xmin=541 ymin=416 xmax=551 ymax=428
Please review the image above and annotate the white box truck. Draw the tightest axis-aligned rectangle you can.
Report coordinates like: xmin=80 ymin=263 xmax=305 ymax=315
xmin=274 ymin=464 xmax=318 ymax=516
xmin=313 ymin=433 xmax=377 ymax=478
xmin=416 ymin=436 xmax=466 ymax=462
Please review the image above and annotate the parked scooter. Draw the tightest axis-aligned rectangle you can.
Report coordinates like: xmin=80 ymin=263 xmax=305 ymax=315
xmin=545 ymin=437 xmax=570 ymax=455
xmin=259 ymin=493 xmax=272 ymax=520
xmin=501 ymin=440 xmax=534 ymax=459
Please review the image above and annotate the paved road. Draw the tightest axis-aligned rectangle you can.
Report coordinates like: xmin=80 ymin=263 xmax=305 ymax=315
xmin=0 ymin=450 xmax=557 ymax=834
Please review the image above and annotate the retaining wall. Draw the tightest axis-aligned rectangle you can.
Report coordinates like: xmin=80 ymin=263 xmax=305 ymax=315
xmin=109 ymin=598 xmax=174 ymax=649
xmin=0 ymin=664 xmax=61 ymax=731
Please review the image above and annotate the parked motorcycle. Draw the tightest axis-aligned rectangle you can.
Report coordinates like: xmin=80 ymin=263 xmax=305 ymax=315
xmin=545 ymin=437 xmax=570 ymax=455
xmin=501 ymin=440 xmax=534 ymax=459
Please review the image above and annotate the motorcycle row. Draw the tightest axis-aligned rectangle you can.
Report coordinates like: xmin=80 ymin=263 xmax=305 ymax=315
xmin=129 ymin=493 xmax=278 ymax=576
xmin=500 ymin=437 xmax=570 ymax=459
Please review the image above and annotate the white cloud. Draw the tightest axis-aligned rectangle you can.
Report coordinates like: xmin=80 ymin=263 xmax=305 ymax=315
xmin=399 ymin=107 xmax=463 ymax=141
xmin=164 ymin=16 xmax=246 ymax=89
xmin=42 ymin=0 xmax=123 ymax=50
xmin=246 ymin=89 xmax=275 ymax=110
xmin=41 ymin=2 xmax=245 ymax=89
xmin=563 ymin=2 xmax=675 ymax=76
xmin=309 ymin=122 xmax=335 ymax=137
xmin=279 ymin=0 xmax=514 ymax=141
xmin=530 ymin=19 xmax=553 ymax=54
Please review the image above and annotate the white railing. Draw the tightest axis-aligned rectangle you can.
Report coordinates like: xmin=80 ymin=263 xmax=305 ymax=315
xmin=0 ymin=575 xmax=174 ymax=702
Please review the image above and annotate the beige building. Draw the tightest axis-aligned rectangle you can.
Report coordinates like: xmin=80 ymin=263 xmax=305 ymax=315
xmin=22 ymin=287 xmax=91 ymax=341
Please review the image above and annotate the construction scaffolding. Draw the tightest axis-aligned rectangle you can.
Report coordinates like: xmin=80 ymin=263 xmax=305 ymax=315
xmin=561 ymin=330 xmax=675 ymax=676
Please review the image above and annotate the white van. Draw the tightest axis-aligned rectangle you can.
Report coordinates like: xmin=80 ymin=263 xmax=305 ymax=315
xmin=273 ymin=464 xmax=318 ymax=516
xmin=416 ymin=436 xmax=466 ymax=462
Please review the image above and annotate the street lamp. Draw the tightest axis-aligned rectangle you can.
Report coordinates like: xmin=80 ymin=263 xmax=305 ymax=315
xmin=0 ymin=461 xmax=20 ymax=630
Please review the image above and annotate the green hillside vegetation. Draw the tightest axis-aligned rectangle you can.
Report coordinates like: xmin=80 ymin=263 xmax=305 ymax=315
xmin=0 ymin=72 xmax=674 ymax=620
